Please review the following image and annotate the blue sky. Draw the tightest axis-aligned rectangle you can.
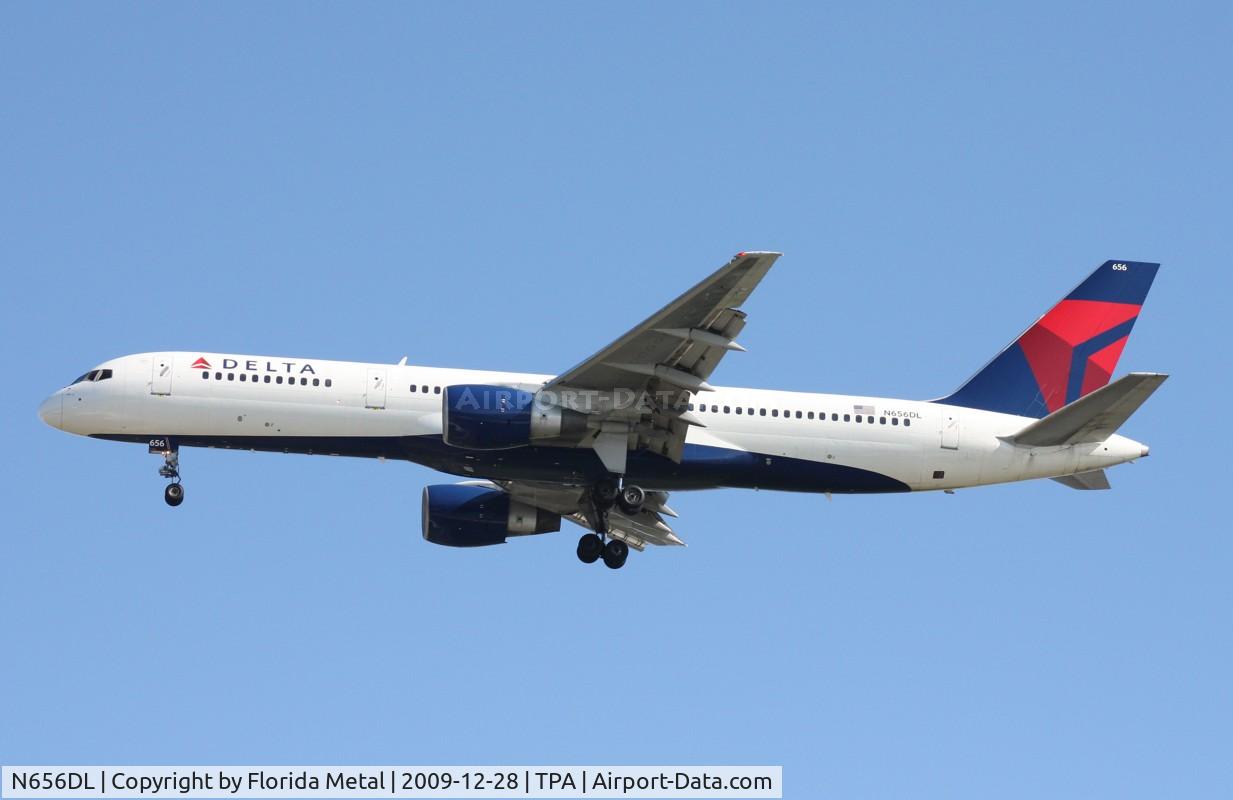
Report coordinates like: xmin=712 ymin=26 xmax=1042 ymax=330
xmin=2 ymin=3 xmax=1229 ymax=797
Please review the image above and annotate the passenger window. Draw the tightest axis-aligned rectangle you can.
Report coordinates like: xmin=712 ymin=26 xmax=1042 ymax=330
xmin=201 ymin=371 xmax=209 ymax=380
xmin=227 ymin=373 xmax=235 ymax=381
xmin=276 ymin=376 xmax=283 ymax=384
xmin=795 ymin=411 xmax=802 ymax=419
xmin=758 ymin=408 xmax=765 ymax=416
xmin=325 ymin=379 xmax=332 ymax=387
xmin=892 ymin=417 xmax=899 ymax=426
xmin=434 ymin=386 xmax=441 ymax=394
xmin=855 ymin=415 xmax=862 ymax=423
xmin=807 ymin=411 xmax=814 ymax=420
xmin=301 ymin=377 xmax=308 ymax=386
xmin=904 ymin=418 xmax=911 ymax=427
xmin=868 ymin=416 xmax=874 ymax=424
xmin=313 ymin=378 xmax=320 ymax=387
xmin=844 ymin=414 xmax=851 ymax=422
xmin=410 ymin=384 xmax=417 ymax=392
xmin=264 ymin=375 xmax=271 ymax=383
xmin=687 ymin=403 xmax=694 ymax=411
xmin=421 ymin=385 xmax=429 ymax=393
xmin=736 ymin=407 xmax=743 ymax=414
xmin=240 ymin=373 xmax=247 ymax=382
xmin=215 ymin=372 xmax=222 ymax=380
xmin=880 ymin=417 xmax=886 ymax=424
xmin=772 ymin=409 xmax=779 ymax=417
xmin=723 ymin=406 xmax=731 ymax=413
xmin=831 ymin=413 xmax=838 ymax=421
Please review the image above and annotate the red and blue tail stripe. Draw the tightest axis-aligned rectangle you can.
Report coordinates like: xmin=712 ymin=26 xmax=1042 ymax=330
xmin=937 ymin=260 xmax=1159 ymax=418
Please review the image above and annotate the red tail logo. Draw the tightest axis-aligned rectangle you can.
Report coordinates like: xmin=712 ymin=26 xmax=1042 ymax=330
xmin=190 ymin=357 xmax=211 ymax=370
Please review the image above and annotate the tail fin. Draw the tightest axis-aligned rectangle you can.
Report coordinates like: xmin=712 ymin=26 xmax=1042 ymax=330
xmin=937 ymin=260 xmax=1159 ymax=418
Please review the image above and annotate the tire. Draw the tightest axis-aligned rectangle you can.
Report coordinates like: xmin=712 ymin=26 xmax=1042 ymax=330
xmin=617 ymin=484 xmax=645 ymax=516
xmin=602 ymin=538 xmax=629 ymax=570
xmin=592 ymin=479 xmax=620 ymax=508
xmin=164 ymin=483 xmax=184 ymax=507
xmin=576 ymin=533 xmax=603 ymax=564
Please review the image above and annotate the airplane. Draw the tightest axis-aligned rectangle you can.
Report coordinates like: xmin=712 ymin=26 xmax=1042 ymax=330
xmin=39 ymin=253 xmax=1164 ymax=570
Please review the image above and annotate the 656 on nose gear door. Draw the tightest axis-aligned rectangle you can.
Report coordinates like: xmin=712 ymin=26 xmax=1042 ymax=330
xmin=150 ymin=353 xmax=174 ymax=395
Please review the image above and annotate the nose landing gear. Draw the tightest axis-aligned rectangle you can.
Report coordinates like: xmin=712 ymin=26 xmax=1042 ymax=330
xmin=154 ymin=443 xmax=184 ymax=507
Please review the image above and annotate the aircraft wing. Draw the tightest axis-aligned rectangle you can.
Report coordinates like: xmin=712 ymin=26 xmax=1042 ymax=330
xmin=496 ymin=480 xmax=684 ymax=550
xmin=543 ymin=251 xmax=780 ymax=472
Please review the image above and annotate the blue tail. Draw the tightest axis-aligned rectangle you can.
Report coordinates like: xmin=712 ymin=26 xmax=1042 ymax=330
xmin=935 ymin=260 xmax=1159 ymax=418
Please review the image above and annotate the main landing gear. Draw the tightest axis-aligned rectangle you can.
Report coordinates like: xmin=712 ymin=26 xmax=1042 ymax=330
xmin=576 ymin=533 xmax=629 ymax=570
xmin=575 ymin=477 xmax=643 ymax=570
xmin=157 ymin=446 xmax=184 ymax=507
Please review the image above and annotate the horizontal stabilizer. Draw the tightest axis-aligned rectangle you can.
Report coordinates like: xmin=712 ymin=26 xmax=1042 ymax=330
xmin=1008 ymin=372 xmax=1167 ymax=447
xmin=1052 ymin=470 xmax=1111 ymax=490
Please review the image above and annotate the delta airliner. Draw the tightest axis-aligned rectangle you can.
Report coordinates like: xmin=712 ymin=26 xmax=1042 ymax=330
xmin=39 ymin=254 xmax=1164 ymax=569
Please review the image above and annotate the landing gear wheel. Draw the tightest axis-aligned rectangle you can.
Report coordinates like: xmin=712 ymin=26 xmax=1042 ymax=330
xmin=602 ymin=538 xmax=629 ymax=570
xmin=617 ymin=484 xmax=646 ymax=516
xmin=164 ymin=483 xmax=184 ymax=507
xmin=592 ymin=478 xmax=620 ymax=509
xmin=576 ymin=533 xmax=603 ymax=564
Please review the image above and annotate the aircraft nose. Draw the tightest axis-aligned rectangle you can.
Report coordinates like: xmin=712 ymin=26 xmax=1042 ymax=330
xmin=1141 ymin=444 xmax=1150 ymax=458
xmin=38 ymin=392 xmax=62 ymax=429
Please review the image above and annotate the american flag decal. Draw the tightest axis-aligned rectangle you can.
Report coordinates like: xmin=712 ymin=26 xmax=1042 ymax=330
xmin=853 ymin=403 xmax=875 ymax=415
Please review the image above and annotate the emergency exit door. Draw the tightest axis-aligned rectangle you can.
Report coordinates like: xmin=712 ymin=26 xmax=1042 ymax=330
xmin=365 ymin=368 xmax=387 ymax=409
xmin=150 ymin=354 xmax=174 ymax=395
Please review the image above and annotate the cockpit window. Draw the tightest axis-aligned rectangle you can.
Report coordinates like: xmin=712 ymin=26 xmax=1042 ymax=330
xmin=70 ymin=368 xmax=113 ymax=385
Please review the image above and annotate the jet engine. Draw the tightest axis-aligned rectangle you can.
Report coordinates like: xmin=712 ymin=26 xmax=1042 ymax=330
xmin=421 ymin=483 xmax=561 ymax=547
xmin=442 ymin=384 xmax=586 ymax=450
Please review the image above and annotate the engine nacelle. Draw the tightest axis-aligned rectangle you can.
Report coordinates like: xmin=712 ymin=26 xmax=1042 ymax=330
xmin=421 ymin=484 xmax=561 ymax=547
xmin=442 ymin=384 xmax=586 ymax=450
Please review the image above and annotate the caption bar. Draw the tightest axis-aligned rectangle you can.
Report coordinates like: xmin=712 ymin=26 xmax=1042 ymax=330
xmin=2 ymin=767 xmax=781 ymax=799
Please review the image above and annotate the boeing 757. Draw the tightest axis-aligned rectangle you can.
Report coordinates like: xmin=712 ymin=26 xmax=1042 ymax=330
xmin=39 ymin=254 xmax=1164 ymax=569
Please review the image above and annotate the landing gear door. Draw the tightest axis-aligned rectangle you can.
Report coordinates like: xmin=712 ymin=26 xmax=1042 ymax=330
xmin=151 ymin=353 xmax=174 ymax=395
xmin=941 ymin=409 xmax=960 ymax=450
xmin=365 ymin=368 xmax=387 ymax=409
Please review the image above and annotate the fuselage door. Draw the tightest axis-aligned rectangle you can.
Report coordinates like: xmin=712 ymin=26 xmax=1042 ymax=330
xmin=365 ymin=368 xmax=387 ymax=409
xmin=941 ymin=409 xmax=960 ymax=450
xmin=151 ymin=354 xmax=174 ymax=396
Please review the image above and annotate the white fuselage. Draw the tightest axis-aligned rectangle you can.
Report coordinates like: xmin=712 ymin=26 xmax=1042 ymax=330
xmin=39 ymin=352 xmax=1149 ymax=493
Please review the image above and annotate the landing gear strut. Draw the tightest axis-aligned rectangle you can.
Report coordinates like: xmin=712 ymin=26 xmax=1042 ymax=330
xmin=157 ymin=446 xmax=184 ymax=507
